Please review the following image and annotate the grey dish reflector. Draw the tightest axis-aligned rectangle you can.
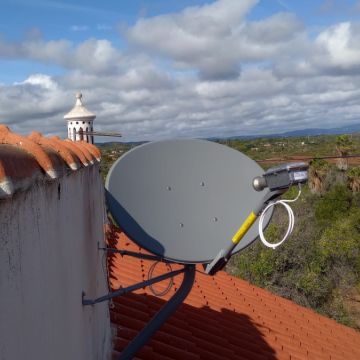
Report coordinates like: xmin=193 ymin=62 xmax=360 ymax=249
xmin=105 ymin=139 xmax=272 ymax=264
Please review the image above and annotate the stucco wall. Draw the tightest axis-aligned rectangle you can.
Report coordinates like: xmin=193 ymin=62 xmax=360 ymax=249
xmin=0 ymin=164 xmax=111 ymax=360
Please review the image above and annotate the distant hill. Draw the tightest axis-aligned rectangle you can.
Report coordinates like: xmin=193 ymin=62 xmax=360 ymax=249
xmin=96 ymin=141 xmax=147 ymax=147
xmin=97 ymin=123 xmax=360 ymax=145
xmin=224 ymin=123 xmax=360 ymax=140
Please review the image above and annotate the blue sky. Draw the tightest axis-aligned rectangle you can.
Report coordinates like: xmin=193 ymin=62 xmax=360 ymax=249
xmin=1 ymin=1 xmax=357 ymax=41
xmin=0 ymin=0 xmax=360 ymax=140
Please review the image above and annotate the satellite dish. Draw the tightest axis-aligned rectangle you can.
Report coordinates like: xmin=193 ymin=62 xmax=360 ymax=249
xmin=105 ymin=139 xmax=272 ymax=264
xmin=87 ymin=141 xmax=306 ymax=359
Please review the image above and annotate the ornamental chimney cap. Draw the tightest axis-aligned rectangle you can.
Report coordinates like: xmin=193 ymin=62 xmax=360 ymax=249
xmin=64 ymin=92 xmax=96 ymax=121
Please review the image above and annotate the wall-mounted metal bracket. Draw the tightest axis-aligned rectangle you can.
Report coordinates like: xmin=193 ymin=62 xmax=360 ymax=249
xmin=82 ymin=267 xmax=185 ymax=306
xmin=82 ymin=262 xmax=195 ymax=360
xmin=117 ymin=264 xmax=195 ymax=360
xmin=98 ymin=244 xmax=162 ymax=262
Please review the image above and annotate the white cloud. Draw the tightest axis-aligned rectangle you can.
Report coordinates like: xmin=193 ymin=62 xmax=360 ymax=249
xmin=2 ymin=63 xmax=360 ymax=141
xmin=1 ymin=1 xmax=360 ymax=141
xmin=316 ymin=22 xmax=360 ymax=69
xmin=244 ymin=13 xmax=303 ymax=44
xmin=0 ymin=37 xmax=123 ymax=74
xmin=0 ymin=74 xmax=68 ymax=136
xmin=16 ymin=74 xmax=58 ymax=90
xmin=126 ymin=0 xmax=304 ymax=79
xmin=126 ymin=0 xmax=260 ymax=79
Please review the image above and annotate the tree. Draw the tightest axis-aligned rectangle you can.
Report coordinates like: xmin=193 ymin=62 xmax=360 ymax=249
xmin=308 ymin=159 xmax=329 ymax=194
xmin=336 ymin=135 xmax=354 ymax=170
xmin=347 ymin=167 xmax=360 ymax=193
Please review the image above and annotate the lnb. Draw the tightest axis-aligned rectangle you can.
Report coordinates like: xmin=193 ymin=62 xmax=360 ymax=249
xmin=253 ymin=162 xmax=309 ymax=192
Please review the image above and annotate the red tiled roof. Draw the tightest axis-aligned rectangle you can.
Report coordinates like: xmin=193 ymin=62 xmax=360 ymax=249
xmin=107 ymin=227 xmax=360 ymax=360
xmin=0 ymin=125 xmax=100 ymax=198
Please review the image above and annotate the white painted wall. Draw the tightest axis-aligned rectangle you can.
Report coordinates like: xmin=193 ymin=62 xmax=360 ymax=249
xmin=67 ymin=119 xmax=94 ymax=143
xmin=0 ymin=164 xmax=111 ymax=360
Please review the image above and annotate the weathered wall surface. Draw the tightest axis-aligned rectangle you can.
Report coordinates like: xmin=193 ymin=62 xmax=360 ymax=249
xmin=0 ymin=164 xmax=111 ymax=360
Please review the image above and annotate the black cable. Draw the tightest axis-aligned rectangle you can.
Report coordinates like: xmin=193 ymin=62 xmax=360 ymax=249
xmin=148 ymin=261 xmax=174 ymax=297
xmin=258 ymin=154 xmax=360 ymax=163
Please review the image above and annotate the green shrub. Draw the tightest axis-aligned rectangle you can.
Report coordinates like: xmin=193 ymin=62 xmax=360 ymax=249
xmin=314 ymin=184 xmax=352 ymax=225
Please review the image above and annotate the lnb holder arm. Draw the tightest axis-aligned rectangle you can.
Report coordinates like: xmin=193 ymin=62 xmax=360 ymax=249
xmin=205 ymin=189 xmax=284 ymax=275
xmin=205 ymin=161 xmax=309 ymax=276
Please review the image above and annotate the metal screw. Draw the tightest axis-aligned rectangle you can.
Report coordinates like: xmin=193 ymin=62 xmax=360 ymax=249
xmin=180 ymin=223 xmax=184 ymax=228
xmin=200 ymin=181 xmax=205 ymax=187
xmin=166 ymin=186 xmax=172 ymax=191
xmin=212 ymin=217 xmax=218 ymax=222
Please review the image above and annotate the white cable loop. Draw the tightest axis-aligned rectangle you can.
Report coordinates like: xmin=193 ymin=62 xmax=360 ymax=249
xmin=259 ymin=186 xmax=301 ymax=249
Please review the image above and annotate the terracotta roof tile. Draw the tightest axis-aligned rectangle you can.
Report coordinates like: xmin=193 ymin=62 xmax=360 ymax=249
xmin=0 ymin=125 xmax=57 ymax=178
xmin=107 ymin=227 xmax=360 ymax=360
xmin=63 ymin=138 xmax=90 ymax=166
xmin=28 ymin=131 xmax=79 ymax=170
xmin=0 ymin=145 xmax=42 ymax=197
xmin=0 ymin=124 xmax=101 ymax=198
xmin=79 ymin=141 xmax=101 ymax=161
xmin=72 ymin=141 xmax=96 ymax=164
xmin=0 ymin=154 xmax=12 ymax=196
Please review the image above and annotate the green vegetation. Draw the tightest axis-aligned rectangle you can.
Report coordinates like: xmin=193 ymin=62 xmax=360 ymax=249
xmin=98 ymin=142 xmax=133 ymax=181
xmin=335 ymin=134 xmax=354 ymax=170
xmin=230 ymin=183 xmax=360 ymax=327
xmin=347 ymin=167 xmax=360 ymax=193
xmin=99 ymin=133 xmax=360 ymax=330
xmin=229 ymin=161 xmax=360 ymax=330
xmin=217 ymin=133 xmax=360 ymax=162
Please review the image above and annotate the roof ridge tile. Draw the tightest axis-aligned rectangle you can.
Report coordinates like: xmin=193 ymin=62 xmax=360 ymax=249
xmin=64 ymin=139 xmax=91 ymax=165
xmin=0 ymin=125 xmax=57 ymax=178
xmin=0 ymin=124 xmax=101 ymax=198
xmin=79 ymin=141 xmax=101 ymax=161
xmin=28 ymin=132 xmax=78 ymax=171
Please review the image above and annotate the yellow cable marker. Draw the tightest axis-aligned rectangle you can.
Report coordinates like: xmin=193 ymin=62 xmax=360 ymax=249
xmin=231 ymin=211 xmax=258 ymax=244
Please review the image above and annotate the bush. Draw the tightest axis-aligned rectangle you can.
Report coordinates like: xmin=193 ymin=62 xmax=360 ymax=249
xmin=314 ymin=184 xmax=352 ymax=225
xmin=229 ymin=180 xmax=360 ymax=329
